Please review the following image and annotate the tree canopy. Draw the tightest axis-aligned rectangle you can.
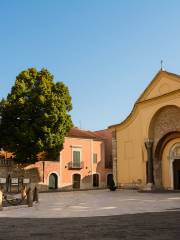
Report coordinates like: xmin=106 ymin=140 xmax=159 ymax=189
xmin=0 ymin=68 xmax=73 ymax=163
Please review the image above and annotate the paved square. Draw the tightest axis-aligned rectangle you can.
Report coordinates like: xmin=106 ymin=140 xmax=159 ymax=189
xmin=1 ymin=190 xmax=180 ymax=239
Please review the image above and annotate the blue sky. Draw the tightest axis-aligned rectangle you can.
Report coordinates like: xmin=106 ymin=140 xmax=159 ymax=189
xmin=1 ymin=0 xmax=180 ymax=130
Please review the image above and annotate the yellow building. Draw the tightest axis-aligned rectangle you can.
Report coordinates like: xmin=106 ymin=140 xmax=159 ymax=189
xmin=110 ymin=70 xmax=180 ymax=190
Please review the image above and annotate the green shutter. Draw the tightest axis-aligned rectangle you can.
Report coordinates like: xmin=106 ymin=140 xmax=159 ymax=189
xmin=73 ymin=151 xmax=80 ymax=167
xmin=93 ymin=153 xmax=97 ymax=164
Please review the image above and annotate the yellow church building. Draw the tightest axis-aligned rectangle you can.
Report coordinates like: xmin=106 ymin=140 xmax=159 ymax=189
xmin=110 ymin=70 xmax=180 ymax=190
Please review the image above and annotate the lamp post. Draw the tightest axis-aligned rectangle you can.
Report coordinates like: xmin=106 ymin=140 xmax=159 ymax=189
xmin=144 ymin=138 xmax=154 ymax=188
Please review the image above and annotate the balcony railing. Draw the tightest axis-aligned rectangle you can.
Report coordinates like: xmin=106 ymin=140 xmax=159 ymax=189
xmin=67 ymin=161 xmax=84 ymax=170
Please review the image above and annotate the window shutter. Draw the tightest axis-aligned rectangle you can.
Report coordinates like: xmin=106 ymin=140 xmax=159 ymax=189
xmin=73 ymin=151 xmax=80 ymax=166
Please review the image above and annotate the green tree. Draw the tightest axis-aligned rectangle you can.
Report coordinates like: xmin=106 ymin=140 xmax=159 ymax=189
xmin=0 ymin=68 xmax=73 ymax=163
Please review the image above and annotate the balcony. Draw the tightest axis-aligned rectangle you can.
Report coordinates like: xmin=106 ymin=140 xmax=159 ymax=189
xmin=67 ymin=161 xmax=84 ymax=170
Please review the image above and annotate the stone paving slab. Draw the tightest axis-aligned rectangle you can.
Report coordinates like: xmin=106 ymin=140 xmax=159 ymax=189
xmin=1 ymin=189 xmax=180 ymax=218
xmin=0 ymin=190 xmax=180 ymax=239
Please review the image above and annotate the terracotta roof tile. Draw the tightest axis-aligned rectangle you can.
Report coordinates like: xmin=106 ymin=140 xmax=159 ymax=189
xmin=67 ymin=127 xmax=103 ymax=140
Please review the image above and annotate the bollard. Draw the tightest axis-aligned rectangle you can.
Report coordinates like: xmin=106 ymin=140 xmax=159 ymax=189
xmin=33 ymin=186 xmax=39 ymax=203
xmin=21 ymin=185 xmax=27 ymax=201
xmin=26 ymin=187 xmax=33 ymax=207
xmin=0 ymin=189 xmax=3 ymax=211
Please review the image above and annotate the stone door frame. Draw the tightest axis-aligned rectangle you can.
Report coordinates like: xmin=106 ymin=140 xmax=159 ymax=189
xmin=169 ymin=143 xmax=180 ymax=189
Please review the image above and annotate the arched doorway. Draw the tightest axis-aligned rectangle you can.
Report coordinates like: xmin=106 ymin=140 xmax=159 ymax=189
xmin=173 ymin=159 xmax=180 ymax=189
xmin=93 ymin=173 xmax=99 ymax=187
xmin=49 ymin=173 xmax=58 ymax=189
xmin=107 ymin=174 xmax=113 ymax=187
xmin=168 ymin=142 xmax=180 ymax=189
xmin=72 ymin=174 xmax=81 ymax=189
xmin=148 ymin=105 xmax=180 ymax=188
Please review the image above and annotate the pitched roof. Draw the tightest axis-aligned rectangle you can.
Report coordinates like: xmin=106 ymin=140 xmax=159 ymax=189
xmin=67 ymin=127 xmax=104 ymax=140
xmin=136 ymin=70 xmax=180 ymax=103
xmin=109 ymin=70 xmax=180 ymax=129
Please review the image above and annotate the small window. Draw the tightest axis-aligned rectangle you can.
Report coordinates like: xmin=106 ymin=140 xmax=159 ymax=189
xmin=93 ymin=153 xmax=97 ymax=164
xmin=73 ymin=150 xmax=80 ymax=167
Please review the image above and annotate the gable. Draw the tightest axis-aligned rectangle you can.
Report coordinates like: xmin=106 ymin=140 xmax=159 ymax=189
xmin=137 ymin=71 xmax=180 ymax=103
xmin=109 ymin=70 xmax=180 ymax=129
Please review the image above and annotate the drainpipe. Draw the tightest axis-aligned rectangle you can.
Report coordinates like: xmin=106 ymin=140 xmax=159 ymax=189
xmin=112 ymin=130 xmax=117 ymax=186
xmin=91 ymin=139 xmax=93 ymax=188
xmin=42 ymin=161 xmax=45 ymax=183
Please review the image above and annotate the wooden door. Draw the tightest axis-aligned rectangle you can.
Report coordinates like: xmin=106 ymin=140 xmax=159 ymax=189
xmin=93 ymin=174 xmax=99 ymax=187
xmin=173 ymin=159 xmax=180 ymax=189
xmin=73 ymin=174 xmax=81 ymax=189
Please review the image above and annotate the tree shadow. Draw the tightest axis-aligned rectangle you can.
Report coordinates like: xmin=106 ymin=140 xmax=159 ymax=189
xmin=0 ymin=211 xmax=180 ymax=239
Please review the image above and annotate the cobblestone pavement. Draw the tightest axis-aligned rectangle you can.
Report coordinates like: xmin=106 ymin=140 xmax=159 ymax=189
xmin=0 ymin=190 xmax=180 ymax=239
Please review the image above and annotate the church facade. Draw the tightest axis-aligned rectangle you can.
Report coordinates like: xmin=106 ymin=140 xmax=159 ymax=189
xmin=110 ymin=70 xmax=180 ymax=190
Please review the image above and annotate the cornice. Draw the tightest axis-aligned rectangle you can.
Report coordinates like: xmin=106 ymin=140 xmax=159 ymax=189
xmin=109 ymin=88 xmax=180 ymax=131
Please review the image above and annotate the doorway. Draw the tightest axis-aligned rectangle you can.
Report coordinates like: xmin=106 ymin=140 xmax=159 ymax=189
xmin=49 ymin=173 xmax=58 ymax=189
xmin=173 ymin=159 xmax=180 ymax=189
xmin=107 ymin=174 xmax=113 ymax=187
xmin=93 ymin=174 xmax=99 ymax=187
xmin=73 ymin=174 xmax=81 ymax=189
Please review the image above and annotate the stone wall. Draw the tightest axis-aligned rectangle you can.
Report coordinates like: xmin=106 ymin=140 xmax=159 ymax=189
xmin=0 ymin=160 xmax=60 ymax=192
xmin=149 ymin=105 xmax=180 ymax=150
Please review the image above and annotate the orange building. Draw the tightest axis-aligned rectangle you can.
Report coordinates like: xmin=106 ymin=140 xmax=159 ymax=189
xmin=0 ymin=128 xmax=113 ymax=191
xmin=42 ymin=128 xmax=113 ymax=190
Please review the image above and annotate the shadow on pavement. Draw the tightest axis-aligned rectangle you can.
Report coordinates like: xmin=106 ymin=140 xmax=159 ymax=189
xmin=0 ymin=211 xmax=180 ymax=239
xmin=165 ymin=207 xmax=180 ymax=211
